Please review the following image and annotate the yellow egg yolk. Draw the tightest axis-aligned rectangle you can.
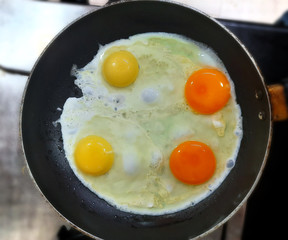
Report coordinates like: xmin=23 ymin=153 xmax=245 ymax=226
xmin=102 ymin=50 xmax=139 ymax=87
xmin=74 ymin=135 xmax=114 ymax=175
xmin=185 ymin=68 xmax=231 ymax=114
xmin=169 ymin=141 xmax=216 ymax=185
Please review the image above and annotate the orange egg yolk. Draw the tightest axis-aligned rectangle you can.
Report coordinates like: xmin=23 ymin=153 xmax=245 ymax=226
xmin=102 ymin=50 xmax=139 ymax=87
xmin=185 ymin=68 xmax=231 ymax=114
xmin=169 ymin=141 xmax=216 ymax=185
xmin=74 ymin=135 xmax=114 ymax=176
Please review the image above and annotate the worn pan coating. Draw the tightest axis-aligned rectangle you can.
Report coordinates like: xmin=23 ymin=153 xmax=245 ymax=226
xmin=20 ymin=1 xmax=272 ymax=239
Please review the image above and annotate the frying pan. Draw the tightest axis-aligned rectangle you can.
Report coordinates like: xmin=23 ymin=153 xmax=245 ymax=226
xmin=20 ymin=0 xmax=275 ymax=239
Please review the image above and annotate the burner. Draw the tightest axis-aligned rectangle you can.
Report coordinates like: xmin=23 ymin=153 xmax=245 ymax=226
xmin=58 ymin=226 xmax=93 ymax=240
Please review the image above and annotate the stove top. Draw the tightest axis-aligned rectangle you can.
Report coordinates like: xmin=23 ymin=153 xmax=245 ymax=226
xmin=1 ymin=1 xmax=287 ymax=239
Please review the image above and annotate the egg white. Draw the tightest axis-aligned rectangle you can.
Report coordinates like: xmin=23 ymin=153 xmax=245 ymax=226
xmin=60 ymin=32 xmax=243 ymax=215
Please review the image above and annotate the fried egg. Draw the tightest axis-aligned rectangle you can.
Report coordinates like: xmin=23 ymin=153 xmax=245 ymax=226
xmin=59 ymin=33 xmax=242 ymax=215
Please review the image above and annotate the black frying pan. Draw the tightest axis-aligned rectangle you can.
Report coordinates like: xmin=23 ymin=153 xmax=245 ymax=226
xmin=20 ymin=1 xmax=272 ymax=239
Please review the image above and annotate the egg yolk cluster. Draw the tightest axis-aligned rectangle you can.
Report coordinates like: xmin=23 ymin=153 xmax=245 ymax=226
xmin=170 ymin=68 xmax=231 ymax=184
xmin=74 ymin=50 xmax=231 ymax=185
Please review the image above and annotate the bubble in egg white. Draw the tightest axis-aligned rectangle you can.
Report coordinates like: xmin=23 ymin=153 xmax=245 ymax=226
xmin=122 ymin=151 xmax=140 ymax=175
xmin=123 ymin=128 xmax=140 ymax=143
xmin=226 ymin=159 xmax=235 ymax=168
xmin=141 ymin=88 xmax=159 ymax=103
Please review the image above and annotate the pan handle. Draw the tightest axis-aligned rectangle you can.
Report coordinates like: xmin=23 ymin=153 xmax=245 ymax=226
xmin=267 ymin=80 xmax=288 ymax=121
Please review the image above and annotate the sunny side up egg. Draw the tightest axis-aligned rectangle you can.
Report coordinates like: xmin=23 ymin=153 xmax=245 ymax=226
xmin=59 ymin=32 xmax=243 ymax=215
